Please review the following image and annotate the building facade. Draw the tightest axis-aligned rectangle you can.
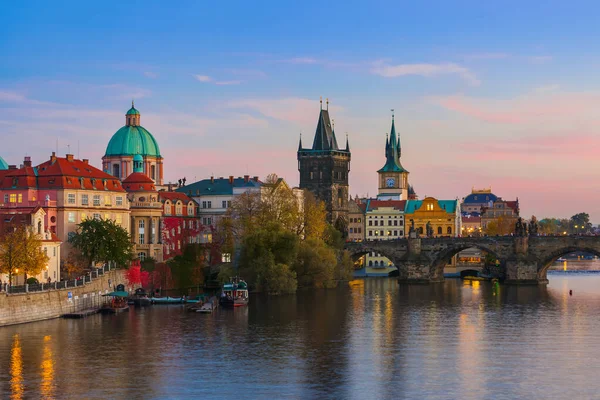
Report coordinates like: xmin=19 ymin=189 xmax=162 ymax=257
xmin=461 ymin=188 xmax=498 ymax=215
xmin=364 ymin=199 xmax=406 ymax=276
xmin=159 ymin=192 xmax=202 ymax=260
xmin=347 ymin=199 xmax=365 ymax=242
xmin=404 ymin=197 xmax=461 ymax=237
xmin=297 ymin=100 xmax=351 ymax=229
xmin=176 ymin=175 xmax=262 ymax=241
xmin=377 ymin=114 xmax=410 ymax=201
xmin=122 ymin=155 xmax=163 ymax=262
xmin=0 ymin=154 xmax=130 ymax=262
xmin=481 ymin=198 xmax=520 ymax=231
xmin=102 ymin=103 xmax=164 ymax=185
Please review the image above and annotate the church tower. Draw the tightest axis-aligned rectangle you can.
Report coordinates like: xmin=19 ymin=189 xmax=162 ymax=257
xmin=377 ymin=112 xmax=409 ymax=200
xmin=298 ymin=99 xmax=351 ymax=229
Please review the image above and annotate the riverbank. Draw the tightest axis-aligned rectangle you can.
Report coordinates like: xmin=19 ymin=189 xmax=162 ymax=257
xmin=0 ymin=269 xmax=124 ymax=327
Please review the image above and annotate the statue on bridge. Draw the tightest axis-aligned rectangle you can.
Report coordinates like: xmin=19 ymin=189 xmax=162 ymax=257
xmin=409 ymin=219 xmax=418 ymax=238
xmin=515 ymin=217 xmax=525 ymax=237
xmin=426 ymin=221 xmax=433 ymax=238
xmin=529 ymin=216 xmax=539 ymax=236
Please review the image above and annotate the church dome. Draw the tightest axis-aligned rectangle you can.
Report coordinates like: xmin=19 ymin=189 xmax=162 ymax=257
xmin=105 ymin=104 xmax=161 ymax=158
xmin=0 ymin=156 xmax=7 ymax=170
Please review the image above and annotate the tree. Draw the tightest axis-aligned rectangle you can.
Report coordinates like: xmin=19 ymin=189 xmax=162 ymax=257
xmin=484 ymin=216 xmax=514 ymax=236
xmin=168 ymin=244 xmax=206 ymax=295
xmin=0 ymin=225 xmax=48 ymax=284
xmin=571 ymin=213 xmax=591 ymax=233
xmin=302 ymin=192 xmax=327 ymax=241
xmin=69 ymin=218 xmax=133 ymax=268
xmin=63 ymin=249 xmax=87 ymax=279
xmin=293 ymin=239 xmax=338 ymax=288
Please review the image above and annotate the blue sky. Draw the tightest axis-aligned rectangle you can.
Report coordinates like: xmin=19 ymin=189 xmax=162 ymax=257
xmin=1 ymin=1 xmax=600 ymax=219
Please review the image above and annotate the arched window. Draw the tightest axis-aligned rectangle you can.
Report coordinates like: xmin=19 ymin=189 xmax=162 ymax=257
xmin=374 ymin=260 xmax=379 ymax=267
xmin=38 ymin=220 xmax=42 ymax=235
xmin=447 ymin=226 xmax=452 ymax=235
xmin=176 ymin=201 xmax=182 ymax=215
xmin=187 ymin=203 xmax=194 ymax=215
xmin=369 ymin=260 xmax=373 ymax=266
xmin=437 ymin=226 xmax=442 ymax=235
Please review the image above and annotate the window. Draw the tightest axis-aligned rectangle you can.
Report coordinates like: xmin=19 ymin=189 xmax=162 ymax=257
xmin=188 ymin=204 xmax=194 ymax=215
xmin=427 ymin=203 xmax=434 ymax=211
xmin=310 ymin=172 xmax=314 ymax=180
xmin=399 ymin=231 xmax=403 ymax=236
xmin=68 ymin=212 xmax=76 ymax=223
xmin=93 ymin=195 xmax=101 ymax=206
xmin=380 ymin=230 xmax=384 ymax=236
xmin=164 ymin=202 xmax=171 ymax=215
xmin=349 ymin=228 xmax=353 ymax=234
xmin=222 ymin=253 xmax=231 ymax=263
xmin=116 ymin=214 xmax=122 ymax=225
xmin=81 ymin=212 xmax=87 ymax=221
xmin=387 ymin=231 xmax=392 ymax=236
xmin=9 ymin=194 xmax=16 ymax=203
xmin=202 ymin=201 xmax=207 ymax=208
xmin=151 ymin=165 xmax=156 ymax=180
xmin=222 ymin=200 xmax=227 ymax=208
xmin=3 ymin=194 xmax=8 ymax=203
xmin=369 ymin=260 xmax=373 ymax=266
xmin=113 ymin=164 xmax=120 ymax=178
xmin=67 ymin=232 xmax=75 ymax=241
xmin=116 ymin=196 xmax=123 ymax=206
xmin=139 ymin=233 xmax=145 ymax=244
xmin=81 ymin=194 xmax=88 ymax=205
xmin=369 ymin=220 xmax=372 ymax=226
xmin=53 ymin=247 xmax=56 ymax=257
xmin=93 ymin=213 xmax=101 ymax=220
xmin=207 ymin=201 xmax=212 ymax=209
xmin=104 ymin=214 xmax=109 ymax=221
xmin=438 ymin=227 xmax=442 ymax=235
xmin=369 ymin=231 xmax=373 ymax=237
xmin=447 ymin=227 xmax=452 ymax=235
xmin=176 ymin=202 xmax=182 ymax=215
xmin=227 ymin=201 xmax=231 ymax=208
xmin=394 ymin=230 xmax=397 ymax=236
xmin=203 ymin=217 xmax=212 ymax=226
xmin=139 ymin=219 xmax=145 ymax=229
xmin=358 ymin=228 xmax=361 ymax=233
xmin=388 ymin=220 xmax=392 ymax=226
xmin=138 ymin=252 xmax=146 ymax=261
xmin=67 ymin=193 xmax=76 ymax=204
xmin=394 ymin=220 xmax=398 ymax=226
xmin=18 ymin=194 xmax=22 ymax=203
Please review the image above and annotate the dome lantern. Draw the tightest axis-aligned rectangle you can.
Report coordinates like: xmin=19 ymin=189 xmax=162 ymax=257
xmin=133 ymin=154 xmax=144 ymax=173
xmin=126 ymin=100 xmax=141 ymax=127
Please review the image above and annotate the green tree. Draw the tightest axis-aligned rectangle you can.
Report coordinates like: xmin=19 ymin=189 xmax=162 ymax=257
xmin=293 ymin=239 xmax=338 ymax=288
xmin=69 ymin=218 xmax=134 ymax=268
xmin=571 ymin=213 xmax=591 ymax=233
xmin=168 ymin=245 xmax=206 ymax=295
xmin=303 ymin=192 xmax=327 ymax=241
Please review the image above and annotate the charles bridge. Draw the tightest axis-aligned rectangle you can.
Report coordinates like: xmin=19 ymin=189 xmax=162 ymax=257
xmin=344 ymin=236 xmax=600 ymax=284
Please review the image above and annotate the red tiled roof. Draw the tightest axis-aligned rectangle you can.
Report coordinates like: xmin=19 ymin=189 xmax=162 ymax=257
xmin=366 ymin=200 xmax=406 ymax=212
xmin=0 ymin=155 xmax=125 ymax=192
xmin=159 ymin=192 xmax=195 ymax=204
xmin=461 ymin=216 xmax=481 ymax=223
xmin=123 ymin=172 xmax=156 ymax=192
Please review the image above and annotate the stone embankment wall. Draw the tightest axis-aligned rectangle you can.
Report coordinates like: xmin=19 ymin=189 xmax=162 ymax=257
xmin=0 ymin=269 xmax=125 ymax=327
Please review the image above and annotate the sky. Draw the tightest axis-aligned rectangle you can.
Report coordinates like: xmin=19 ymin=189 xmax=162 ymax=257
xmin=1 ymin=1 xmax=600 ymax=220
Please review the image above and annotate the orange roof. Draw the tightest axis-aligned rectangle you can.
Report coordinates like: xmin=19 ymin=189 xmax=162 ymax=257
xmin=366 ymin=200 xmax=406 ymax=212
xmin=123 ymin=172 xmax=156 ymax=192
xmin=159 ymin=192 xmax=195 ymax=203
xmin=0 ymin=154 xmax=125 ymax=192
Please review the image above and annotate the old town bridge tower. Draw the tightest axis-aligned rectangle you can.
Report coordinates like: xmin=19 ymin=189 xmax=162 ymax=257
xmin=297 ymin=99 xmax=351 ymax=231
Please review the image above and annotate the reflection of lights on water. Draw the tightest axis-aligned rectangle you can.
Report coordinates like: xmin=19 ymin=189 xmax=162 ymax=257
xmin=41 ymin=335 xmax=55 ymax=399
xmin=563 ymin=261 xmax=567 ymax=271
xmin=10 ymin=334 xmax=23 ymax=400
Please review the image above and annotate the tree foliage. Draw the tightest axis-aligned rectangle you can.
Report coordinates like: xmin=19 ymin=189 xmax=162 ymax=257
xmin=484 ymin=216 xmax=515 ymax=236
xmin=167 ymin=244 xmax=205 ymax=295
xmin=0 ymin=225 xmax=49 ymax=283
xmin=69 ymin=218 xmax=133 ymax=268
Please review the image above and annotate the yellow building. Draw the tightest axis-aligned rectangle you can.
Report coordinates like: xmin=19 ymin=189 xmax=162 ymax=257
xmin=404 ymin=197 xmax=461 ymax=237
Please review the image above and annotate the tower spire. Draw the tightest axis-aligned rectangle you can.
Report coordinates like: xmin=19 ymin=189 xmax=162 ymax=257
xmin=345 ymin=133 xmax=350 ymax=152
xmin=326 ymin=98 xmax=329 ymax=110
xmin=320 ymin=96 xmax=323 ymax=110
xmin=298 ymin=133 xmax=303 ymax=151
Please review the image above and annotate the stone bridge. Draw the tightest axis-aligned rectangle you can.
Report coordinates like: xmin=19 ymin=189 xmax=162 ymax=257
xmin=344 ymin=236 xmax=600 ymax=284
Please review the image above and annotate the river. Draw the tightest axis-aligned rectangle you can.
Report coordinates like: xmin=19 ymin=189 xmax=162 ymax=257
xmin=2 ymin=272 xmax=600 ymax=399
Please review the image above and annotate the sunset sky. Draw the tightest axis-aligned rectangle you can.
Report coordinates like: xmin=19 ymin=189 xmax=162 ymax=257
xmin=1 ymin=1 xmax=599 ymax=220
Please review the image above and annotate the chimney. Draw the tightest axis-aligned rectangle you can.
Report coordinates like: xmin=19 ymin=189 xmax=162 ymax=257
xmin=82 ymin=159 xmax=89 ymax=164
xmin=210 ymin=176 xmax=214 ymax=184
xmin=8 ymin=165 xmax=17 ymax=170
xmin=253 ymin=176 xmax=259 ymax=182
xmin=66 ymin=154 xmax=74 ymax=162
xmin=167 ymin=183 xmax=172 ymax=192
xmin=50 ymin=152 xmax=57 ymax=163
xmin=229 ymin=176 xmax=234 ymax=185
xmin=244 ymin=175 xmax=249 ymax=183
xmin=23 ymin=156 xmax=32 ymax=168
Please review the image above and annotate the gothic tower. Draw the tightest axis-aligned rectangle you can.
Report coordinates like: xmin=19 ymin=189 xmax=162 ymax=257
xmin=377 ymin=112 xmax=409 ymax=200
xmin=298 ymin=99 xmax=351 ymax=230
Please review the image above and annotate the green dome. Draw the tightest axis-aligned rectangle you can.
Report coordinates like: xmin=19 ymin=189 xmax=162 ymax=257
xmin=133 ymin=154 xmax=143 ymax=162
xmin=105 ymin=126 xmax=161 ymax=157
xmin=0 ymin=156 xmax=7 ymax=170
xmin=126 ymin=106 xmax=140 ymax=115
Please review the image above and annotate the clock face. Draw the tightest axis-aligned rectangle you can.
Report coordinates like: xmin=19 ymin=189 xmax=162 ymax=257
xmin=386 ymin=177 xmax=395 ymax=187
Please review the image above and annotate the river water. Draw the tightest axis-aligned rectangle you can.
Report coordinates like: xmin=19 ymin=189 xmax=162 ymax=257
xmin=2 ymin=271 xmax=600 ymax=399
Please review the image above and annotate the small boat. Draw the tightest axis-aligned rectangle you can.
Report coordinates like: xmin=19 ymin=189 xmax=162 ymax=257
xmin=151 ymin=296 xmax=184 ymax=304
xmin=196 ymin=302 xmax=215 ymax=314
xmin=462 ymin=275 xmax=488 ymax=281
xmin=185 ymin=294 xmax=208 ymax=304
xmin=101 ymin=291 xmax=130 ymax=314
xmin=557 ymin=257 xmax=567 ymax=262
xmin=219 ymin=277 xmax=249 ymax=308
xmin=129 ymin=288 xmax=152 ymax=307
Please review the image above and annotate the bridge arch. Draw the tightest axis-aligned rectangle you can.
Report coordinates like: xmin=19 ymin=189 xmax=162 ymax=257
xmin=537 ymin=245 xmax=600 ymax=280
xmin=428 ymin=241 xmax=504 ymax=278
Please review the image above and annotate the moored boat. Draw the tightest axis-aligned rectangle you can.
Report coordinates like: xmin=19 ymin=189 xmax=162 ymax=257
xmin=219 ymin=278 xmax=249 ymax=308
xmin=151 ymin=296 xmax=184 ymax=304
xmin=129 ymin=288 xmax=152 ymax=307
xmin=101 ymin=291 xmax=130 ymax=314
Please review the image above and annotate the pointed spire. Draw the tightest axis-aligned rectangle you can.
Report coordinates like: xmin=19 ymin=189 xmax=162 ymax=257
xmin=320 ymin=96 xmax=323 ymax=110
xmin=298 ymin=133 xmax=303 ymax=151
xmin=345 ymin=133 xmax=350 ymax=152
xmin=132 ymin=99 xmax=135 ymax=108
xmin=326 ymin=98 xmax=329 ymax=110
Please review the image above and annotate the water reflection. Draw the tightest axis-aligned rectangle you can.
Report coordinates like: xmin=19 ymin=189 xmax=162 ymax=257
xmin=10 ymin=334 xmax=23 ymax=400
xmin=2 ymin=277 xmax=600 ymax=399
xmin=40 ymin=335 xmax=54 ymax=399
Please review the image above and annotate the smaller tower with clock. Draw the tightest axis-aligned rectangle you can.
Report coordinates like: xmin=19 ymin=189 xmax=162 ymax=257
xmin=377 ymin=111 xmax=409 ymax=200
